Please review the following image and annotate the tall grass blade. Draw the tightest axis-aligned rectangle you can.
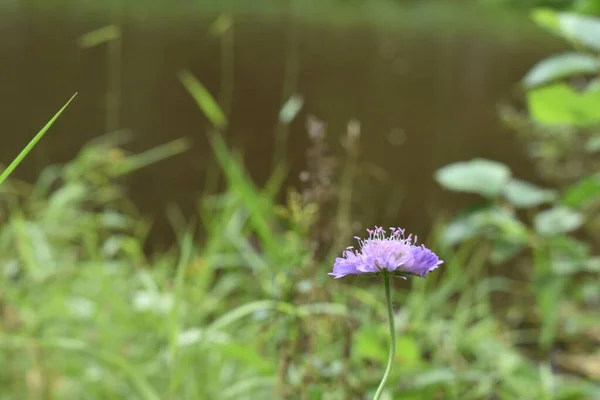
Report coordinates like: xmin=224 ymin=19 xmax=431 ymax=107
xmin=111 ymin=137 xmax=191 ymax=176
xmin=0 ymin=93 xmax=77 ymax=186
xmin=179 ymin=70 xmax=227 ymax=129
xmin=168 ymin=229 xmax=195 ymax=392
xmin=77 ymin=25 xmax=121 ymax=48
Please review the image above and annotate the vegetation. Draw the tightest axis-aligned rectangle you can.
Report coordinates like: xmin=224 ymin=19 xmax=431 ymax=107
xmin=1 ymin=1 xmax=599 ymax=399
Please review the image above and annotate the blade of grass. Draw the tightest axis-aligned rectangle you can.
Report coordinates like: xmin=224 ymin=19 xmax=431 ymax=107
xmin=0 ymin=93 xmax=77 ymax=186
xmin=111 ymin=137 xmax=191 ymax=176
xmin=77 ymin=25 xmax=121 ymax=48
xmin=263 ymin=162 xmax=288 ymax=200
xmin=207 ymin=132 xmax=276 ymax=253
xmin=168 ymin=228 xmax=195 ymax=394
xmin=179 ymin=70 xmax=227 ymax=129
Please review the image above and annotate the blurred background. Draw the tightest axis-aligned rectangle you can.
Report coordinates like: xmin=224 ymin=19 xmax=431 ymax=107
xmin=0 ymin=0 xmax=598 ymax=399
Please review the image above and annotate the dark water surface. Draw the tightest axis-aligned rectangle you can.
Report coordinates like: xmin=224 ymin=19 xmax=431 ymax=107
xmin=0 ymin=2 xmax=566 ymax=248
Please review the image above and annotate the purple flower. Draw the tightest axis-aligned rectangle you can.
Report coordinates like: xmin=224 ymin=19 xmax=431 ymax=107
xmin=329 ymin=226 xmax=443 ymax=279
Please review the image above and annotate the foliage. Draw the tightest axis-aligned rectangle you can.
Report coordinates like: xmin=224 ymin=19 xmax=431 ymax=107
xmin=2 ymin=2 xmax=600 ymax=399
xmin=0 ymin=130 xmax=597 ymax=398
xmin=436 ymin=5 xmax=600 ymax=392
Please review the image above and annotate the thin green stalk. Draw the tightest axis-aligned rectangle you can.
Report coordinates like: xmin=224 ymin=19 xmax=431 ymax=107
xmin=373 ymin=271 xmax=395 ymax=400
xmin=168 ymin=229 xmax=195 ymax=394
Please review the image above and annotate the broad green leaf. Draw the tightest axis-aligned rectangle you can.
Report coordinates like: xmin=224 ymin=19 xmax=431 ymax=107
xmin=531 ymin=8 xmax=561 ymax=35
xmin=502 ymin=179 xmax=556 ymax=208
xmin=441 ymin=206 xmax=529 ymax=247
xmin=533 ymin=10 xmax=600 ymax=51
xmin=558 ymin=13 xmax=600 ymax=52
xmin=435 ymin=158 xmax=511 ymax=198
xmin=561 ymin=175 xmax=600 ymax=208
xmin=534 ymin=206 xmax=584 ymax=236
xmin=179 ymin=70 xmax=227 ymax=129
xmin=441 ymin=215 xmax=481 ymax=246
xmin=527 ymin=82 xmax=600 ymax=126
xmin=523 ymin=52 xmax=600 ymax=89
xmin=482 ymin=207 xmax=530 ymax=243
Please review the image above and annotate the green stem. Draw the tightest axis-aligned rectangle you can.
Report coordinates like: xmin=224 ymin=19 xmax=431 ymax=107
xmin=373 ymin=271 xmax=396 ymax=400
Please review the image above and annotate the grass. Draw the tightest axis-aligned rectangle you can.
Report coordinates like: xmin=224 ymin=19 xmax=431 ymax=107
xmin=1 ymin=2 xmax=598 ymax=398
xmin=0 ymin=121 xmax=597 ymax=398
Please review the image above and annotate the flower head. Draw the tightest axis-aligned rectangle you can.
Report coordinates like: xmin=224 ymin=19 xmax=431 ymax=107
xmin=329 ymin=226 xmax=443 ymax=279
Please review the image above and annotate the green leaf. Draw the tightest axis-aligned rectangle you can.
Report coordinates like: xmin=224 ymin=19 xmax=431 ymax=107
xmin=179 ymin=70 xmax=227 ymax=129
xmin=483 ymin=207 xmax=530 ymax=243
xmin=490 ymin=240 xmax=524 ymax=264
xmin=534 ymin=206 xmax=584 ymax=236
xmin=527 ymin=82 xmax=600 ymax=126
xmin=531 ymin=8 xmax=561 ymax=35
xmin=561 ymin=175 xmax=600 ymax=208
xmin=441 ymin=215 xmax=482 ymax=246
xmin=435 ymin=158 xmax=511 ymax=198
xmin=440 ymin=206 xmax=529 ymax=247
xmin=502 ymin=179 xmax=556 ymax=208
xmin=546 ymin=236 xmax=590 ymax=275
xmin=533 ymin=10 xmax=600 ymax=52
xmin=523 ymin=52 xmax=600 ymax=89
xmin=558 ymin=13 xmax=600 ymax=52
